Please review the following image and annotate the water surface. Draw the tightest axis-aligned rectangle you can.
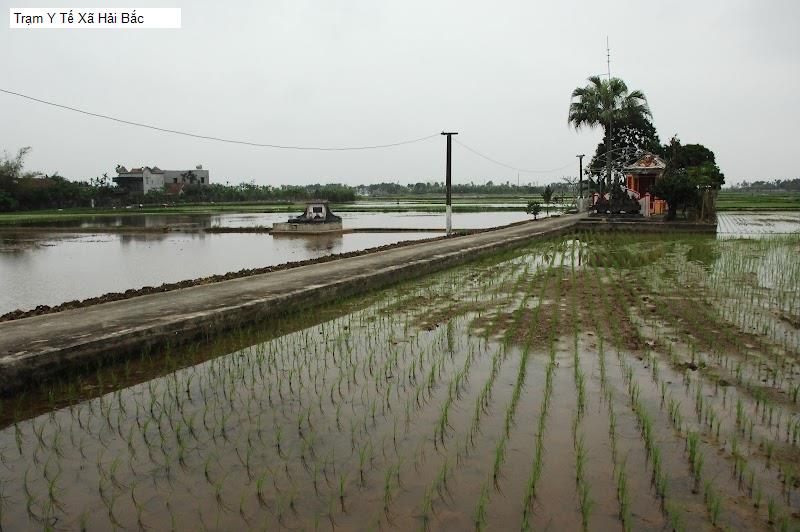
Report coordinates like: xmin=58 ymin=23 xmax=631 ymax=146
xmin=0 ymin=231 xmax=438 ymax=313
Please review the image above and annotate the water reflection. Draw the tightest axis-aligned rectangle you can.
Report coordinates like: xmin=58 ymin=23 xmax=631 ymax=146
xmin=12 ymin=211 xmax=534 ymax=230
xmin=271 ymin=232 xmax=343 ymax=253
xmin=0 ymin=231 xmax=438 ymax=314
xmin=717 ymin=211 xmax=800 ymax=238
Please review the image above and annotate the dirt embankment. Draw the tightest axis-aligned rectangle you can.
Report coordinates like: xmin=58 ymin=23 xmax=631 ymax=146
xmin=0 ymin=220 xmax=538 ymax=322
xmin=0 ymin=238 xmax=440 ymax=322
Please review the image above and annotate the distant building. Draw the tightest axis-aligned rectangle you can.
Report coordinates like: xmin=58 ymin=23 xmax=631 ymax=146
xmin=114 ymin=165 xmax=210 ymax=195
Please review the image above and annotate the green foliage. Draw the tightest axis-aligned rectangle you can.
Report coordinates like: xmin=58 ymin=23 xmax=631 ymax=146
xmin=588 ymin=115 xmax=661 ymax=181
xmin=663 ymin=137 xmax=724 ymax=189
xmin=651 ymin=172 xmax=698 ymax=220
xmin=0 ymin=147 xmax=357 ymax=211
xmin=663 ymin=137 xmax=715 ymax=169
xmin=0 ymin=190 xmax=18 ymax=211
xmin=541 ymin=185 xmax=554 ymax=204
xmin=651 ymin=137 xmax=725 ymax=219
xmin=358 ymin=181 xmax=545 ymax=197
xmin=526 ymin=201 xmax=541 ymax=219
xmin=180 ymin=182 xmax=356 ymax=203
xmin=729 ymin=178 xmax=800 ymax=192
xmin=568 ymin=76 xmax=651 ymax=133
xmin=684 ymin=163 xmax=724 ymax=189
xmin=1 ymin=147 xmax=119 ymax=211
xmin=716 ymin=190 xmax=800 ymax=211
xmin=568 ymin=76 xmax=651 ymax=187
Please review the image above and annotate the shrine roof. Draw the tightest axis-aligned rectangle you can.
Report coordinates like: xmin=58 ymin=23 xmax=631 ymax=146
xmin=623 ymin=152 xmax=667 ymax=173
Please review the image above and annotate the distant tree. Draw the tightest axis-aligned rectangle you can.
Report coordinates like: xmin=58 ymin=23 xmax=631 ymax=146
xmin=0 ymin=147 xmax=31 ymax=211
xmin=541 ymin=184 xmax=554 ymax=204
xmin=527 ymin=201 xmax=542 ymax=220
xmin=568 ymin=76 xmax=651 ymax=191
xmin=542 ymin=184 xmax=554 ymax=215
xmin=730 ymin=178 xmax=800 ymax=191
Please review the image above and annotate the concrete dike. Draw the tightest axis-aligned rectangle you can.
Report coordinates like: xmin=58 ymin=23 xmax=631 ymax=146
xmin=0 ymin=213 xmax=585 ymax=394
xmin=577 ymin=216 xmax=717 ymax=233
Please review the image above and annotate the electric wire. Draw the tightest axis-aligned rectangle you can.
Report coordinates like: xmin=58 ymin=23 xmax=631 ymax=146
xmin=2 ymin=87 xmax=576 ymax=172
xmin=0 ymin=88 xmax=439 ymax=151
xmin=453 ymin=139 xmax=574 ymax=174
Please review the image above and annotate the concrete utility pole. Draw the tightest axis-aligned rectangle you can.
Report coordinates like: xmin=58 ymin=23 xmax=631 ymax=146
xmin=441 ymin=132 xmax=458 ymax=236
xmin=576 ymin=154 xmax=585 ymax=198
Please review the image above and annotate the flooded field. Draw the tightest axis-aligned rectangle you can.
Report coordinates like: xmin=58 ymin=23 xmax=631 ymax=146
xmin=8 ymin=210 xmax=533 ymax=231
xmin=0 ymin=211 xmax=542 ymax=314
xmin=0 ymin=231 xmax=439 ymax=314
xmin=2 ymin=231 xmax=798 ymax=530
xmin=717 ymin=211 xmax=800 ymax=238
xmin=1 ymin=210 xmax=794 ymax=315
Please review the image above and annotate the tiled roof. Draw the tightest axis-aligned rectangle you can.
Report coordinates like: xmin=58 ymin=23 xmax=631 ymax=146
xmin=624 ymin=153 xmax=666 ymax=172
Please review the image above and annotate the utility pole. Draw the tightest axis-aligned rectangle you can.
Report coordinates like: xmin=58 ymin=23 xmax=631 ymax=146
xmin=441 ymin=132 xmax=458 ymax=236
xmin=576 ymin=154 xmax=585 ymax=198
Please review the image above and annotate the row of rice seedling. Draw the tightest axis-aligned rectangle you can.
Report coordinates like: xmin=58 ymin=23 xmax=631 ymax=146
xmin=1 ymin=231 xmax=796 ymax=530
xmin=589 ymin=230 xmax=799 ymax=529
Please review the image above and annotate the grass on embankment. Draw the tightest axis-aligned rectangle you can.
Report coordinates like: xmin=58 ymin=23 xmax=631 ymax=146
xmin=716 ymin=190 xmax=800 ymax=211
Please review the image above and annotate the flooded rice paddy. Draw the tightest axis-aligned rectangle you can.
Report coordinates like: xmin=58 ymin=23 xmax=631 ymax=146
xmin=9 ymin=211 xmax=534 ymax=231
xmin=0 ymin=210 xmax=794 ymax=315
xmin=0 ymin=211 xmax=539 ymax=314
xmin=2 ymin=230 xmax=799 ymax=530
xmin=0 ymin=231 xmax=439 ymax=314
xmin=717 ymin=211 xmax=800 ymax=238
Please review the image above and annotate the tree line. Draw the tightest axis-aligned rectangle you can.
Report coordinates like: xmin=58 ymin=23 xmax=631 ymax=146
xmin=728 ymin=179 xmax=800 ymax=192
xmin=357 ymin=181 xmax=570 ymax=197
xmin=0 ymin=148 xmax=356 ymax=211
xmin=0 ymin=147 xmax=581 ymax=212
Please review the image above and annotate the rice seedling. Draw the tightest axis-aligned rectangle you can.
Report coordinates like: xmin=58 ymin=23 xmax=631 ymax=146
xmin=2 ymin=232 xmax=798 ymax=530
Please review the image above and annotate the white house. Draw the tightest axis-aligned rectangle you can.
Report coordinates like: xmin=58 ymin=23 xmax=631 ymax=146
xmin=114 ymin=165 xmax=210 ymax=194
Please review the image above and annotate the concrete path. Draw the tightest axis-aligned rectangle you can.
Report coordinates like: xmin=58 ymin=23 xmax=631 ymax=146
xmin=0 ymin=213 xmax=584 ymax=392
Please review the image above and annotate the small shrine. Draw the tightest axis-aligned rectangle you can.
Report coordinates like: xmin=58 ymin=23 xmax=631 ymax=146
xmin=272 ymin=200 xmax=343 ymax=233
xmin=623 ymin=152 xmax=667 ymax=215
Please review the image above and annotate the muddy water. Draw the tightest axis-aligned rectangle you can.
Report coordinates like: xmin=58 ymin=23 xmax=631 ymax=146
xmin=0 ymin=233 xmax=798 ymax=530
xmin=0 ymin=210 xmax=539 ymax=314
xmin=0 ymin=230 xmax=438 ymax=314
xmin=10 ymin=210 xmax=534 ymax=230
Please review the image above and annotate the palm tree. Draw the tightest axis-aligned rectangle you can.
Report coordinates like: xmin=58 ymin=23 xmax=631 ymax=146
xmin=568 ymin=76 xmax=651 ymax=192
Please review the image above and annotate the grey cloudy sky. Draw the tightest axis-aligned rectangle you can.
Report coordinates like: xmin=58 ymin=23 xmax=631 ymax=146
xmin=1 ymin=0 xmax=798 ymax=186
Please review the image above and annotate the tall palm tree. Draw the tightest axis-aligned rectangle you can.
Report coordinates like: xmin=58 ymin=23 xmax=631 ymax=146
xmin=568 ymin=76 xmax=651 ymax=192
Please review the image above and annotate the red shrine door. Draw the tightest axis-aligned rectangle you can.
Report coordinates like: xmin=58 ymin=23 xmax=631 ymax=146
xmin=637 ymin=175 xmax=656 ymax=196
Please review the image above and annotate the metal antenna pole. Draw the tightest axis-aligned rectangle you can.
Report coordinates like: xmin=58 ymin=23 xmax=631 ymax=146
xmin=605 ymin=36 xmax=613 ymax=190
xmin=441 ymin=132 xmax=458 ymax=236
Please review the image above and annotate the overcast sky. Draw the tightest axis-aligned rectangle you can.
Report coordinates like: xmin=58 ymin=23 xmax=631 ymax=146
xmin=2 ymin=0 xmax=798 ymax=186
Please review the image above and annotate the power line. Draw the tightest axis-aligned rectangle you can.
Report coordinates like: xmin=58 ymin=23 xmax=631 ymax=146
xmin=0 ymin=88 xmax=439 ymax=151
xmin=453 ymin=139 xmax=574 ymax=174
xmin=3 ymin=87 xmax=577 ymax=173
